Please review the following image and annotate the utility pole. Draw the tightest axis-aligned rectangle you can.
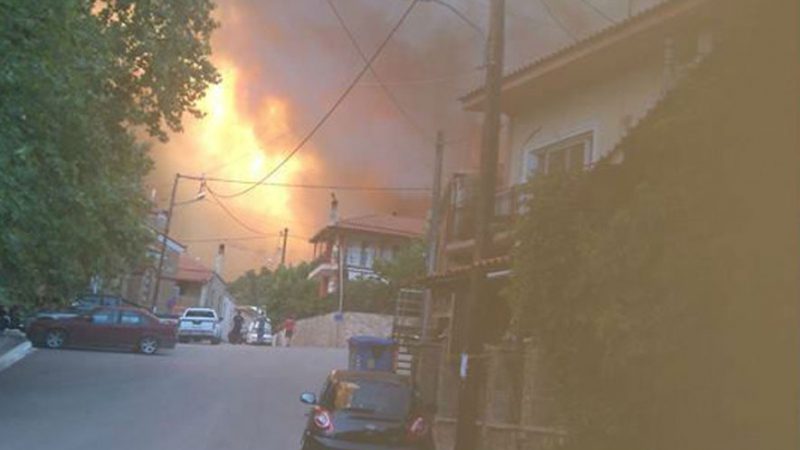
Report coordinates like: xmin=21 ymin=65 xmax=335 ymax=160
xmin=422 ymin=130 xmax=445 ymax=338
xmin=280 ymin=228 xmax=289 ymax=266
xmin=338 ymin=235 xmax=345 ymax=314
xmin=150 ymin=173 xmax=180 ymax=312
xmin=454 ymin=0 xmax=504 ymax=449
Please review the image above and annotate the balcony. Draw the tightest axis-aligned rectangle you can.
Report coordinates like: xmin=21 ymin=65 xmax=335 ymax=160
xmin=445 ymin=184 xmax=526 ymax=244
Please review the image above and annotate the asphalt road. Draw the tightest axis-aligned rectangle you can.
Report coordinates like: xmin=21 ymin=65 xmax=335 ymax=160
xmin=0 ymin=343 xmax=346 ymax=450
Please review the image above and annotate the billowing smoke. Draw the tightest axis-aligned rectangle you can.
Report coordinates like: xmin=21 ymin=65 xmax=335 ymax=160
xmin=148 ymin=0 xmax=666 ymax=280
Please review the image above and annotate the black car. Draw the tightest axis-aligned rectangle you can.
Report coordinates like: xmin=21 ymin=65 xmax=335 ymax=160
xmin=299 ymin=370 xmax=435 ymax=450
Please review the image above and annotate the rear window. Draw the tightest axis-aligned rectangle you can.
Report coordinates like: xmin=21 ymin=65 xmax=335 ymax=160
xmin=184 ymin=310 xmax=215 ymax=318
xmin=327 ymin=379 xmax=411 ymax=419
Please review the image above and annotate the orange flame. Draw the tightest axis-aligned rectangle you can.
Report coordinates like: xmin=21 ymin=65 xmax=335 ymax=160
xmin=196 ymin=61 xmax=316 ymax=230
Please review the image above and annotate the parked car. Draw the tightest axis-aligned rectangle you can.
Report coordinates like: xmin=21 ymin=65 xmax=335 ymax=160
xmin=155 ymin=313 xmax=181 ymax=327
xmin=70 ymin=294 xmax=143 ymax=311
xmin=27 ymin=306 xmax=177 ymax=355
xmin=299 ymin=370 xmax=435 ymax=450
xmin=177 ymin=308 xmax=222 ymax=344
xmin=245 ymin=319 xmax=273 ymax=346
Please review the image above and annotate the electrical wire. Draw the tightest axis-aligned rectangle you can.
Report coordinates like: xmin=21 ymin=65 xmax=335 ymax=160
xmin=530 ymin=0 xmax=580 ymax=42
xmin=207 ymin=176 xmax=432 ymax=192
xmin=327 ymin=0 xmax=436 ymax=143
xmin=424 ymin=0 xmax=485 ymax=35
xmin=576 ymin=0 xmax=617 ymax=24
xmin=213 ymin=0 xmax=420 ymax=199
xmin=207 ymin=188 xmax=271 ymax=236
xmin=357 ymin=68 xmax=481 ymax=87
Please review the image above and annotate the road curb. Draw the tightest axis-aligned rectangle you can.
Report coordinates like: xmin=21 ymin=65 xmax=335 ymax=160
xmin=0 ymin=339 xmax=34 ymax=373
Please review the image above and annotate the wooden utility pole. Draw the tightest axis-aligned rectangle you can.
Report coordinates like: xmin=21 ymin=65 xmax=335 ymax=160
xmin=422 ymin=130 xmax=445 ymax=338
xmin=280 ymin=228 xmax=289 ymax=266
xmin=150 ymin=173 xmax=180 ymax=312
xmin=454 ymin=0 xmax=505 ymax=448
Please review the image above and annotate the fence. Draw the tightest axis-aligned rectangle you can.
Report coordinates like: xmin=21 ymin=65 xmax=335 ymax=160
xmin=412 ymin=341 xmax=566 ymax=450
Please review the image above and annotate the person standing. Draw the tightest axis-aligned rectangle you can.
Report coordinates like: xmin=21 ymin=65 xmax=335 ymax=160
xmin=282 ymin=316 xmax=295 ymax=347
xmin=230 ymin=310 xmax=244 ymax=344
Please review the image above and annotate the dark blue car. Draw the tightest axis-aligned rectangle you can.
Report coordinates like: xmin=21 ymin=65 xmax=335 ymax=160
xmin=299 ymin=370 xmax=435 ymax=450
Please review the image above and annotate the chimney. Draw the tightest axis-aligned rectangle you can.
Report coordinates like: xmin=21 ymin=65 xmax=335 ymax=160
xmin=213 ymin=244 xmax=225 ymax=276
xmin=329 ymin=192 xmax=339 ymax=225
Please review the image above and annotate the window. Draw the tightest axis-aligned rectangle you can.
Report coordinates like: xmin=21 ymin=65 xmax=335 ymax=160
xmin=120 ymin=311 xmax=144 ymax=326
xmin=346 ymin=244 xmax=360 ymax=266
xmin=92 ymin=310 xmax=118 ymax=325
xmin=184 ymin=310 xmax=215 ymax=318
xmin=360 ymin=242 xmax=375 ymax=268
xmin=322 ymin=379 xmax=411 ymax=419
xmin=526 ymin=132 xmax=593 ymax=178
xmin=381 ymin=245 xmax=393 ymax=261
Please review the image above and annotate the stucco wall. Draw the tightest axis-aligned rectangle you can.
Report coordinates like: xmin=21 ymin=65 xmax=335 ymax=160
xmin=281 ymin=312 xmax=393 ymax=348
xmin=507 ymin=51 xmax=666 ymax=185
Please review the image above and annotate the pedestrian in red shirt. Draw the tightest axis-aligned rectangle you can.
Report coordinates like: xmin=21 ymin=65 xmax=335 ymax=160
xmin=283 ymin=316 xmax=296 ymax=347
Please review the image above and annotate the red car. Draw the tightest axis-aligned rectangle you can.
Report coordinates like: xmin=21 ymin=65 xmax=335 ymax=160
xmin=27 ymin=306 xmax=177 ymax=355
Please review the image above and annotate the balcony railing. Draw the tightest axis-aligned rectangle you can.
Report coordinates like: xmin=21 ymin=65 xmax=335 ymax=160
xmin=445 ymin=185 xmax=526 ymax=243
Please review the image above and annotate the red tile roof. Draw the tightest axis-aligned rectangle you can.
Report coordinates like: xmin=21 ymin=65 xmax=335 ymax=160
xmin=169 ymin=255 xmax=214 ymax=283
xmin=310 ymin=214 xmax=425 ymax=243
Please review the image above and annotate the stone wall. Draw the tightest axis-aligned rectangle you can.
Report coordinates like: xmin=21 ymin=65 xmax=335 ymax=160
xmin=287 ymin=312 xmax=393 ymax=348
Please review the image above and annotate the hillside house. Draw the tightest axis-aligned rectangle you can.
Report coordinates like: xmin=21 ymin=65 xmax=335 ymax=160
xmin=427 ymin=0 xmax=715 ymax=355
xmin=308 ymin=198 xmax=425 ymax=298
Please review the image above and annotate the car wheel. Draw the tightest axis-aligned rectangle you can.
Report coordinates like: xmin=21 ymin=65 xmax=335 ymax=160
xmin=44 ymin=329 xmax=66 ymax=349
xmin=139 ymin=336 xmax=159 ymax=355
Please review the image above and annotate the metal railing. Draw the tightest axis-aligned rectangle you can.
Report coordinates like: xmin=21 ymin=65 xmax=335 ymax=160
xmin=446 ymin=185 xmax=526 ymax=242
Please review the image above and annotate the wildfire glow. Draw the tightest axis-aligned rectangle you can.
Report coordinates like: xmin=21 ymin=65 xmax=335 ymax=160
xmin=195 ymin=61 xmax=314 ymax=229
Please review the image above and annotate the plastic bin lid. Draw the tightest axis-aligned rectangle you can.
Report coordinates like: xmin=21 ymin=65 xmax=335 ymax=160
xmin=348 ymin=336 xmax=395 ymax=347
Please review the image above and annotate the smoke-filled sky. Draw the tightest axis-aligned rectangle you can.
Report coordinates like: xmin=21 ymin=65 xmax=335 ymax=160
xmin=148 ymin=0 xmax=664 ymax=280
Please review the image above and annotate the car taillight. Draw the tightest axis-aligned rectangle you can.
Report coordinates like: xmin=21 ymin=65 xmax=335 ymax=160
xmin=407 ymin=416 xmax=428 ymax=441
xmin=312 ymin=407 xmax=333 ymax=433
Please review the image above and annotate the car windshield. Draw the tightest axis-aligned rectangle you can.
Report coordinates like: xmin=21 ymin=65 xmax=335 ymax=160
xmin=184 ymin=310 xmax=215 ymax=318
xmin=329 ymin=380 xmax=411 ymax=419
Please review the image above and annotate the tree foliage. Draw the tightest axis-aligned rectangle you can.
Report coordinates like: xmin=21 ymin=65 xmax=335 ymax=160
xmin=510 ymin=2 xmax=797 ymax=449
xmin=373 ymin=239 xmax=426 ymax=289
xmin=229 ymin=263 xmax=329 ymax=324
xmin=0 ymin=0 xmax=219 ymax=304
xmin=230 ymin=243 xmax=427 ymax=321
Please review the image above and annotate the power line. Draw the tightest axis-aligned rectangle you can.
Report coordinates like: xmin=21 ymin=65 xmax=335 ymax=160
xmin=214 ymin=0 xmax=420 ymax=199
xmin=327 ymin=0 xmax=436 ymax=143
xmin=182 ymin=234 xmax=313 ymax=244
xmin=423 ymin=0 xmax=485 ymax=35
xmin=207 ymin=188 xmax=271 ymax=236
xmin=537 ymin=0 xmax=579 ymax=41
xmin=576 ymin=0 xmax=617 ymax=24
xmin=209 ymin=177 xmax=432 ymax=192
xmin=180 ymin=173 xmax=432 ymax=193
xmin=357 ymin=68 xmax=481 ymax=86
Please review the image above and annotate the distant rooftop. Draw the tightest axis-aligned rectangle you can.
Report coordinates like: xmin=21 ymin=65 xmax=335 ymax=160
xmin=167 ymin=255 xmax=214 ymax=284
xmin=309 ymin=214 xmax=425 ymax=243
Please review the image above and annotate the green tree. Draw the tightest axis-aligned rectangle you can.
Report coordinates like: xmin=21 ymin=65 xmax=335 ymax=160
xmin=510 ymin=2 xmax=797 ymax=449
xmin=0 ymin=0 xmax=219 ymax=305
xmin=373 ymin=239 xmax=426 ymax=290
xmin=229 ymin=263 xmax=329 ymax=323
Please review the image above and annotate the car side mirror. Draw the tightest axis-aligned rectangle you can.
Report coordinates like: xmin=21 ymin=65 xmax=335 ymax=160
xmin=300 ymin=392 xmax=317 ymax=405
